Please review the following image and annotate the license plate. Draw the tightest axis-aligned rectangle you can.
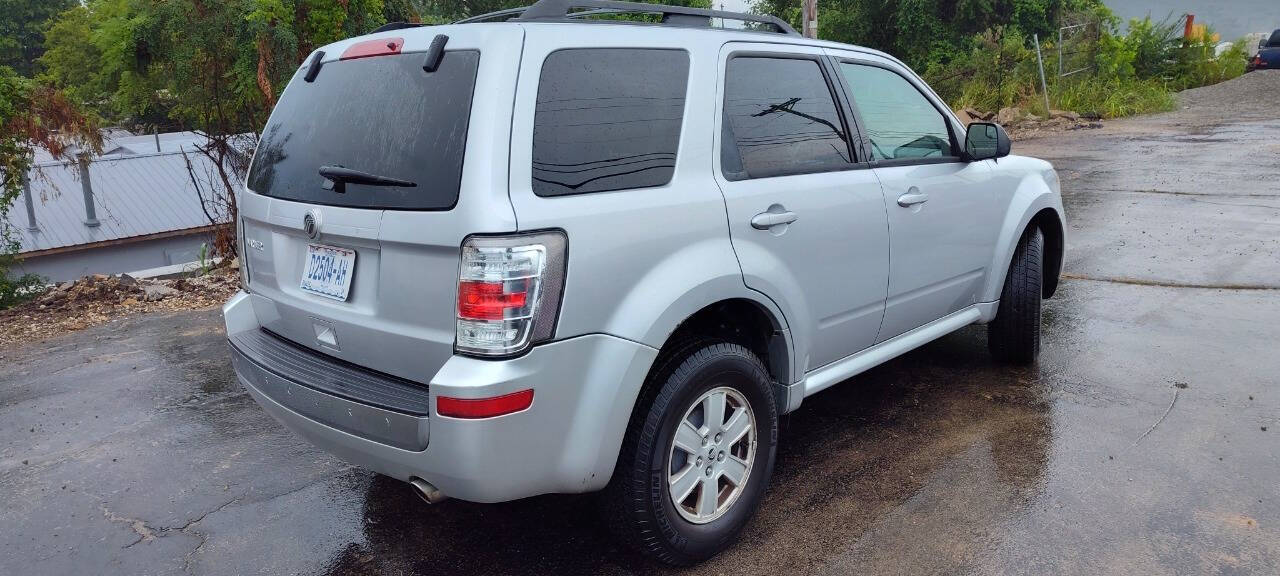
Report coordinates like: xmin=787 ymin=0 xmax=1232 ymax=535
xmin=300 ymin=244 xmax=356 ymax=301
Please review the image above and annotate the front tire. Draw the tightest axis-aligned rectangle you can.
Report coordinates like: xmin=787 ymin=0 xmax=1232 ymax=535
xmin=988 ymin=226 xmax=1044 ymax=364
xmin=602 ymin=340 xmax=778 ymax=566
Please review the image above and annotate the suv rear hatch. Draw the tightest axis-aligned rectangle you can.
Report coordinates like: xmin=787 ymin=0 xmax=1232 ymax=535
xmin=240 ymin=26 xmax=523 ymax=383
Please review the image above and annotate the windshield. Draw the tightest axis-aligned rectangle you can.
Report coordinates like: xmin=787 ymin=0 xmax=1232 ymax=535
xmin=248 ymin=50 xmax=480 ymax=210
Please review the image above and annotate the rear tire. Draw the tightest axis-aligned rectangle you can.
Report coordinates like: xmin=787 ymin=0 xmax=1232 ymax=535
xmin=602 ymin=340 xmax=778 ymax=566
xmin=988 ymin=226 xmax=1044 ymax=364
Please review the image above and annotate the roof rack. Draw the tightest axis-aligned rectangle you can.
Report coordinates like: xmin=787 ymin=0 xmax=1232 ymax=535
xmin=370 ymin=21 xmax=425 ymax=33
xmin=454 ymin=0 xmax=799 ymax=36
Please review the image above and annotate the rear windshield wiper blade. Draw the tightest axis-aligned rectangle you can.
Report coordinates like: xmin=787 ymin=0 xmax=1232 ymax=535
xmin=319 ymin=165 xmax=417 ymax=193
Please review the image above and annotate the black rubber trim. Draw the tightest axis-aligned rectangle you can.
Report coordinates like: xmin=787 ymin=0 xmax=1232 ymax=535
xmin=229 ymin=328 xmax=431 ymax=416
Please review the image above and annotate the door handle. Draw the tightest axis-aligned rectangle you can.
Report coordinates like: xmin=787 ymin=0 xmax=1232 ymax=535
xmin=896 ymin=192 xmax=929 ymax=207
xmin=751 ymin=210 xmax=798 ymax=230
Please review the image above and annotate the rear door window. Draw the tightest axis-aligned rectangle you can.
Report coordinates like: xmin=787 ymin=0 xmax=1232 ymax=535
xmin=532 ymin=48 xmax=690 ymax=197
xmin=248 ymin=51 xmax=480 ymax=210
xmin=721 ymin=56 xmax=853 ymax=180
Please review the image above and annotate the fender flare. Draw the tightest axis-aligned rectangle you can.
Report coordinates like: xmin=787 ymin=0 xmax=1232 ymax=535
xmin=583 ymin=268 xmax=796 ymax=487
xmin=980 ymin=174 xmax=1066 ymax=308
xmin=637 ymin=274 xmax=794 ymax=381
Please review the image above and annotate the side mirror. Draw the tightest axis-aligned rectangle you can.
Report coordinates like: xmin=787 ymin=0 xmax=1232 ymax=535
xmin=964 ymin=122 xmax=1011 ymax=161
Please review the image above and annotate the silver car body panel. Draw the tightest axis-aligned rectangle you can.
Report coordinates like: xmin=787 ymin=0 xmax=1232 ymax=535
xmin=227 ymin=21 xmax=1066 ymax=503
xmin=712 ymin=41 xmax=891 ymax=377
xmin=226 ymin=291 xmax=658 ymax=501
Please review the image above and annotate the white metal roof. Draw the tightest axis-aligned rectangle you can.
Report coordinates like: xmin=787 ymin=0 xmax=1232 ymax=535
xmin=8 ymin=147 xmax=239 ymax=254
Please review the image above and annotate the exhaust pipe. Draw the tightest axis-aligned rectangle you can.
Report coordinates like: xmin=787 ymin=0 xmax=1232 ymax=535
xmin=408 ymin=477 xmax=448 ymax=504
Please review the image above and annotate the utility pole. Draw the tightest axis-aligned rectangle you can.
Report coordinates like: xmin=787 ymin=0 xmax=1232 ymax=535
xmin=802 ymin=0 xmax=817 ymax=38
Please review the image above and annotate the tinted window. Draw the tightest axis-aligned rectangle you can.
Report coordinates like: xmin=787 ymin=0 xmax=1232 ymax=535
xmin=532 ymin=49 xmax=689 ymax=197
xmin=721 ymin=57 xmax=852 ymax=180
xmin=838 ymin=63 xmax=953 ymax=161
xmin=248 ymin=51 xmax=479 ymax=210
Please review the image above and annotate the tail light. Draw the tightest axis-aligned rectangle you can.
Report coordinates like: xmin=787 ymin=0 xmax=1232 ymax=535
xmin=340 ymin=37 xmax=404 ymax=60
xmin=437 ymin=390 xmax=534 ymax=419
xmin=237 ymin=216 xmax=251 ymax=292
xmin=455 ymin=231 xmax=567 ymax=357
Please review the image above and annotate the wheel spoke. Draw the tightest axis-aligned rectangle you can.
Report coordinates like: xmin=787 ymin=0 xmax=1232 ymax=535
xmin=669 ymin=463 xmax=700 ymax=503
xmin=721 ymin=455 xmax=749 ymax=487
xmin=704 ymin=390 xmax=727 ymax=432
xmin=697 ymin=476 xmax=719 ymax=517
xmin=673 ymin=420 xmax=703 ymax=455
xmin=722 ymin=410 xmax=750 ymax=446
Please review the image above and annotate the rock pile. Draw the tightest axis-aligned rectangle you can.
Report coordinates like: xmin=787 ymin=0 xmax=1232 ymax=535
xmin=954 ymin=106 xmax=1103 ymax=138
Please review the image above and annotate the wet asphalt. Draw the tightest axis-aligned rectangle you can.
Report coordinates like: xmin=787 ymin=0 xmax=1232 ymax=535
xmin=3 ymin=103 xmax=1279 ymax=575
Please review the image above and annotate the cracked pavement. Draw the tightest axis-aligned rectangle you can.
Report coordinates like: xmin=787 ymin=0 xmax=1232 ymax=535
xmin=3 ymin=80 xmax=1279 ymax=574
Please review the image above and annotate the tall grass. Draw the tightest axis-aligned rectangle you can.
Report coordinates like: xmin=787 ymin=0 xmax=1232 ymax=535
xmin=1054 ymin=77 xmax=1176 ymax=117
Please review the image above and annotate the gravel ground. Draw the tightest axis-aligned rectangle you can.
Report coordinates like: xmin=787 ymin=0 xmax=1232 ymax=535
xmin=1175 ymin=70 xmax=1280 ymax=121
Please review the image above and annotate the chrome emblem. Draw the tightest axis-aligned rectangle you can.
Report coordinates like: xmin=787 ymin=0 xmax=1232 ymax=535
xmin=303 ymin=210 xmax=322 ymax=240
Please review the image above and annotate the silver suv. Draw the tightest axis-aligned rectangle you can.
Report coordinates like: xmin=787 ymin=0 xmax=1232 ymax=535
xmin=224 ymin=0 xmax=1064 ymax=564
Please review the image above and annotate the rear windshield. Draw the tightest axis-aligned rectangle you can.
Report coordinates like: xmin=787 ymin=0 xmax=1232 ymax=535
xmin=248 ymin=50 xmax=480 ymax=210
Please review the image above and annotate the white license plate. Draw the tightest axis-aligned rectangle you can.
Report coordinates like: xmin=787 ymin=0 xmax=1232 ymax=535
xmin=300 ymin=244 xmax=356 ymax=301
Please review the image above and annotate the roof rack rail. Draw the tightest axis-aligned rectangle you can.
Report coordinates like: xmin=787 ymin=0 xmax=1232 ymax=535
xmin=454 ymin=7 xmax=528 ymax=24
xmin=370 ymin=21 xmax=425 ymax=33
xmin=455 ymin=0 xmax=799 ymax=36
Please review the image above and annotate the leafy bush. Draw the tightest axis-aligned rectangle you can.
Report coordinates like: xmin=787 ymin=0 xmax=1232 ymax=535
xmin=0 ymin=246 xmax=44 ymax=309
xmin=1170 ymin=38 xmax=1247 ymax=90
xmin=1 ymin=67 xmax=97 ymax=309
xmin=919 ymin=6 xmax=1248 ymax=120
xmin=1122 ymin=15 xmax=1183 ymax=79
xmin=925 ymin=27 xmax=1043 ymax=114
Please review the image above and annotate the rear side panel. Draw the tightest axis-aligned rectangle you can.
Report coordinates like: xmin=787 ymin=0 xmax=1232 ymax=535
xmin=240 ymin=25 xmax=523 ymax=384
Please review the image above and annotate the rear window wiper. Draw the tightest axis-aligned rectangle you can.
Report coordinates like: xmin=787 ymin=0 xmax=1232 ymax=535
xmin=318 ymin=165 xmax=417 ymax=194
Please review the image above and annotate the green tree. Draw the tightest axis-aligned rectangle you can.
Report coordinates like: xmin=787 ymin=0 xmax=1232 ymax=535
xmin=751 ymin=0 xmax=1097 ymax=71
xmin=0 ymin=0 xmax=77 ymax=76
xmin=0 ymin=67 xmax=101 ymax=306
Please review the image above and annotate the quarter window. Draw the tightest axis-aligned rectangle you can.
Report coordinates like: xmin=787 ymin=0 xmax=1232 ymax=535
xmin=838 ymin=63 xmax=954 ymax=161
xmin=721 ymin=56 xmax=852 ymax=180
xmin=532 ymin=49 xmax=689 ymax=197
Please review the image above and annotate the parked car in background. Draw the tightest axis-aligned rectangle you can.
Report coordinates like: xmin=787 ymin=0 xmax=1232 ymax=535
xmin=1248 ymin=29 xmax=1280 ymax=71
xmin=223 ymin=0 xmax=1066 ymax=565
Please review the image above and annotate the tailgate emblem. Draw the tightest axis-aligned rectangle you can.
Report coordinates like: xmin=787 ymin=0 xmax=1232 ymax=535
xmin=303 ymin=209 xmax=322 ymax=240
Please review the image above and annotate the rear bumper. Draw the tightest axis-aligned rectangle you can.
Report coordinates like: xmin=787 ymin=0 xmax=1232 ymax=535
xmin=223 ymin=291 xmax=658 ymax=503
